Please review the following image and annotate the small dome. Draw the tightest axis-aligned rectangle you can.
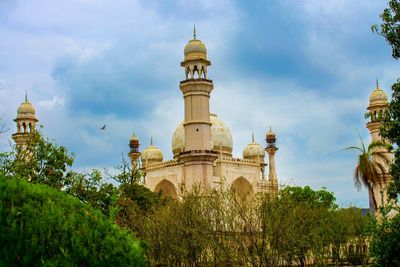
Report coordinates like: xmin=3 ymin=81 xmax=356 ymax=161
xmin=369 ymin=85 xmax=388 ymax=105
xmin=141 ymin=143 xmax=163 ymax=163
xmin=172 ymin=114 xmax=233 ymax=157
xmin=16 ymin=99 xmax=37 ymax=121
xmin=243 ymin=134 xmax=265 ymax=160
xmin=184 ymin=37 xmax=207 ymax=61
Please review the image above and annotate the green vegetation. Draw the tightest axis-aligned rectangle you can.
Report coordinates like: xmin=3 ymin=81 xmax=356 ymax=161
xmin=0 ymin=175 xmax=145 ymax=266
xmin=0 ymin=130 xmax=74 ymax=189
xmin=373 ymin=0 xmax=400 ymax=202
xmin=139 ymin=186 xmax=371 ymax=266
xmin=370 ymin=212 xmax=400 ymax=267
xmin=370 ymin=1 xmax=400 ymax=266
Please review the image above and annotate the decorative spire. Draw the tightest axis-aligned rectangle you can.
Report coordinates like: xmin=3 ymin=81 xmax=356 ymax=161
xmin=150 ymin=136 xmax=153 ymax=146
xmin=130 ymin=132 xmax=139 ymax=141
xmin=193 ymin=24 xmax=196 ymax=39
xmin=252 ymin=132 xmax=255 ymax=143
xmin=25 ymin=91 xmax=28 ymax=102
xmin=269 ymin=126 xmax=272 ymax=132
xmin=376 ymin=78 xmax=379 ymax=89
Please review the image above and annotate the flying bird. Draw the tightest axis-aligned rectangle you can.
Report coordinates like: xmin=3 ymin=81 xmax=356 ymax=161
xmin=100 ymin=124 xmax=106 ymax=130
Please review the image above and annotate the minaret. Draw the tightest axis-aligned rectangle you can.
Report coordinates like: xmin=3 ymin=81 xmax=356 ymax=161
xmin=178 ymin=27 xmax=217 ymax=189
xmin=128 ymin=133 xmax=141 ymax=171
xmin=12 ymin=93 xmax=38 ymax=149
xmin=366 ymin=81 xmax=391 ymax=212
xmin=265 ymin=127 xmax=278 ymax=195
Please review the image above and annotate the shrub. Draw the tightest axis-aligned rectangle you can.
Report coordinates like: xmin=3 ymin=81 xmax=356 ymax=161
xmin=0 ymin=175 xmax=145 ymax=266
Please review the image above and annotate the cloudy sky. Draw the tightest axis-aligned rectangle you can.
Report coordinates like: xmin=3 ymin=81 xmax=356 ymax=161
xmin=0 ymin=0 xmax=398 ymax=207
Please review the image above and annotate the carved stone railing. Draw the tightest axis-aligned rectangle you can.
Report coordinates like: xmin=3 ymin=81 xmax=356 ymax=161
xmin=217 ymin=157 xmax=260 ymax=166
xmin=145 ymin=159 xmax=180 ymax=170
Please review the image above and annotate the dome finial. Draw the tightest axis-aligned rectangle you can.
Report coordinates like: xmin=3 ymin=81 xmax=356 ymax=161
xmin=25 ymin=91 xmax=28 ymax=102
xmin=150 ymin=136 xmax=153 ymax=146
xmin=376 ymin=78 xmax=379 ymax=89
xmin=193 ymin=24 xmax=196 ymax=39
xmin=252 ymin=132 xmax=255 ymax=143
xmin=269 ymin=126 xmax=272 ymax=132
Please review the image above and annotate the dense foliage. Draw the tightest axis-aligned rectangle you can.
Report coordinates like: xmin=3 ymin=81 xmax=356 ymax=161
xmin=372 ymin=0 xmax=400 ymax=59
xmin=0 ymin=131 xmax=74 ymax=189
xmin=139 ymin=186 xmax=371 ymax=266
xmin=373 ymin=0 xmax=400 ymax=202
xmin=370 ymin=212 xmax=400 ymax=267
xmin=0 ymin=175 xmax=145 ymax=266
xmin=370 ymin=1 xmax=400 ymax=266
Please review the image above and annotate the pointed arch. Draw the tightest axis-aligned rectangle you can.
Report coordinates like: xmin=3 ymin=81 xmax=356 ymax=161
xmin=231 ymin=177 xmax=254 ymax=200
xmin=155 ymin=179 xmax=178 ymax=199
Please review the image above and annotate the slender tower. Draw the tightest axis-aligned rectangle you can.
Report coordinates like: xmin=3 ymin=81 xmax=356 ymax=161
xmin=265 ymin=127 xmax=278 ymax=195
xmin=366 ymin=81 xmax=391 ymax=212
xmin=178 ymin=27 xmax=217 ymax=189
xmin=12 ymin=93 xmax=38 ymax=149
xmin=128 ymin=133 xmax=141 ymax=171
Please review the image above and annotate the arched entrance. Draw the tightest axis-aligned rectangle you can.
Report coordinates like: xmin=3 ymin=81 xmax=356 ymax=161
xmin=155 ymin=179 xmax=178 ymax=199
xmin=231 ymin=177 xmax=254 ymax=201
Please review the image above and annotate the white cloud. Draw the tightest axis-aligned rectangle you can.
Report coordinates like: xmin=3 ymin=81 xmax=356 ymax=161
xmin=38 ymin=95 xmax=65 ymax=110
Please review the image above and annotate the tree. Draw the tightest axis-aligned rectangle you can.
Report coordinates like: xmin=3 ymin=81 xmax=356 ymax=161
xmin=0 ymin=174 xmax=146 ymax=266
xmin=346 ymin=139 xmax=391 ymax=212
xmin=370 ymin=211 xmax=400 ymax=267
xmin=372 ymin=0 xmax=400 ymax=201
xmin=265 ymin=186 xmax=338 ymax=266
xmin=367 ymin=3 xmax=400 ymax=265
xmin=0 ymin=130 xmax=74 ymax=189
xmin=372 ymin=0 xmax=400 ymax=59
xmin=0 ymin=119 xmax=9 ymax=134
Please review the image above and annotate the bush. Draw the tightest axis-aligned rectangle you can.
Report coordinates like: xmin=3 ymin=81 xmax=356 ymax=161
xmin=0 ymin=175 xmax=145 ymax=266
xmin=370 ymin=212 xmax=400 ymax=267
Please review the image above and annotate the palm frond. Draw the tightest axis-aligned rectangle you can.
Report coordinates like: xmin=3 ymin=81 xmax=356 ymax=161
xmin=353 ymin=166 xmax=362 ymax=190
xmin=343 ymin=146 xmax=364 ymax=153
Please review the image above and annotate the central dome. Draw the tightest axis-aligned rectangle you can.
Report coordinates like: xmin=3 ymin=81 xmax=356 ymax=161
xmin=172 ymin=114 xmax=233 ymax=157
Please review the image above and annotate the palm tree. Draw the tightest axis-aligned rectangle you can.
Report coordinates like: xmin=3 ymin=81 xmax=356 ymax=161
xmin=346 ymin=137 xmax=391 ymax=213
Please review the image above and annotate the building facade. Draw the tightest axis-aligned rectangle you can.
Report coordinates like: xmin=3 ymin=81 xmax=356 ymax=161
xmin=129 ymin=32 xmax=279 ymax=198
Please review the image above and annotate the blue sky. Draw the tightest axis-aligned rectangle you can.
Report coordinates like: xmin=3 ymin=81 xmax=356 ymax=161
xmin=0 ymin=0 xmax=398 ymax=207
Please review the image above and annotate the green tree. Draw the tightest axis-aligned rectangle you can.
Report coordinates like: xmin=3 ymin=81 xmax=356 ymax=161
xmin=373 ymin=0 xmax=400 ymax=201
xmin=369 ymin=2 xmax=400 ymax=266
xmin=266 ymin=186 xmax=337 ymax=266
xmin=370 ymin=212 xmax=400 ymax=267
xmin=63 ymin=169 xmax=118 ymax=217
xmin=0 ymin=130 xmax=74 ymax=189
xmin=372 ymin=0 xmax=400 ymax=59
xmin=346 ymin=139 xmax=391 ymax=212
xmin=0 ymin=174 xmax=145 ymax=266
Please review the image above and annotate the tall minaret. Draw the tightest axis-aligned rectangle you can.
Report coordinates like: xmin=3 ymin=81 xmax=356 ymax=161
xmin=265 ymin=127 xmax=278 ymax=195
xmin=12 ymin=93 xmax=38 ymax=149
xmin=366 ymin=81 xmax=392 ymax=212
xmin=178 ymin=27 xmax=217 ymax=189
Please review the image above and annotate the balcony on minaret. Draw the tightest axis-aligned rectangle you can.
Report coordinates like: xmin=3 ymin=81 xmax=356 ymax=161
xmin=266 ymin=128 xmax=277 ymax=149
xmin=129 ymin=137 xmax=140 ymax=154
xmin=181 ymin=27 xmax=212 ymax=83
